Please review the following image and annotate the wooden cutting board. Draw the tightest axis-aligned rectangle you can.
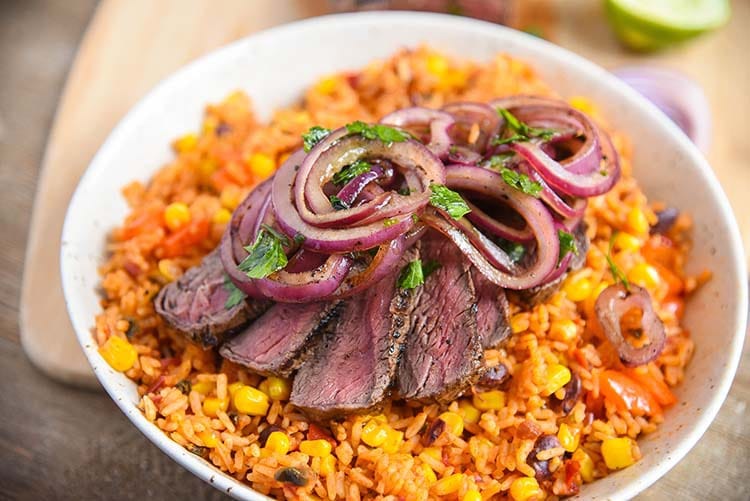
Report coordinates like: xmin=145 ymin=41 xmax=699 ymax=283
xmin=20 ymin=0 xmax=749 ymax=387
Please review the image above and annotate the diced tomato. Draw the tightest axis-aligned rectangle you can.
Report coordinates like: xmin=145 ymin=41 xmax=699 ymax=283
xmin=653 ymin=263 xmax=684 ymax=296
xmin=308 ymin=423 xmax=337 ymax=447
xmin=643 ymin=235 xmax=676 ymax=268
xmin=119 ymin=207 xmax=163 ymax=240
xmin=624 ymin=365 xmax=677 ymax=407
xmin=561 ymin=459 xmax=582 ymax=496
xmin=159 ymin=218 xmax=210 ymax=258
xmin=599 ymin=370 xmax=662 ymax=417
xmin=210 ymin=169 xmax=235 ymax=191
xmin=662 ymin=296 xmax=685 ymax=320
xmin=146 ymin=375 xmax=166 ymax=395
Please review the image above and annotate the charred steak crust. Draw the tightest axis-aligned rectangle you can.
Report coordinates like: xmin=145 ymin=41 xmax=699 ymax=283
xmin=219 ymin=300 xmax=340 ymax=377
xmin=508 ymin=222 xmax=590 ymax=308
xmin=472 ymin=268 xmax=512 ymax=349
xmin=397 ymin=232 xmax=483 ymax=403
xmin=290 ymin=247 xmax=420 ymax=419
xmin=154 ymin=249 xmax=270 ymax=348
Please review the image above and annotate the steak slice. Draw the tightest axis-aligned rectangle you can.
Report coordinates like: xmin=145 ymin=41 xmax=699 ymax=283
xmin=398 ymin=231 xmax=483 ymax=403
xmin=219 ymin=301 xmax=339 ymax=377
xmin=472 ymin=268 xmax=512 ymax=349
xmin=154 ymin=249 xmax=270 ymax=348
xmin=509 ymin=222 xmax=590 ymax=308
xmin=290 ymin=247 xmax=420 ymax=419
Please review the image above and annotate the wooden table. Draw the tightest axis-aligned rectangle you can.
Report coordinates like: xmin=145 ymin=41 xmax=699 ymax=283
xmin=1 ymin=0 xmax=747 ymax=499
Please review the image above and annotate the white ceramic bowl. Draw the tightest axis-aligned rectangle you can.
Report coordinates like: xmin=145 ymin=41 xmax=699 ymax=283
xmin=61 ymin=11 xmax=747 ymax=500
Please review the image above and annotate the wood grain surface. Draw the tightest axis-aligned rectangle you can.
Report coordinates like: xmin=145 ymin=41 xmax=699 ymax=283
xmin=1 ymin=0 xmax=748 ymax=499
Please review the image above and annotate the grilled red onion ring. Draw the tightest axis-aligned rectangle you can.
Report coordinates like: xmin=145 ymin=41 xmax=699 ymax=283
xmin=442 ymin=101 xmax=501 ymax=153
xmin=595 ymin=284 xmax=667 ymax=367
xmin=380 ymin=107 xmax=454 ymax=158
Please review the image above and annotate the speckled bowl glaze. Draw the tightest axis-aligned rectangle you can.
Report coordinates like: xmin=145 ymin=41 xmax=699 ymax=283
xmin=61 ymin=12 xmax=747 ymax=500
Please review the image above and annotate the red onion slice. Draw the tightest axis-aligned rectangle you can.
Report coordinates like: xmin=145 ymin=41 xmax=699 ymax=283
xmin=335 ymin=164 xmax=385 ymax=206
xmin=595 ymin=284 xmax=667 ymax=367
xmin=380 ymin=107 xmax=454 ymax=158
xmin=255 ymin=253 xmax=352 ymax=303
xmin=518 ymin=162 xmax=588 ymax=219
xmin=442 ymin=101 xmax=501 ymax=153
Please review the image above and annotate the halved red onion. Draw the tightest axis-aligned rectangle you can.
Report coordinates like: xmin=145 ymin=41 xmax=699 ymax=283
xmin=380 ymin=107 xmax=454 ymax=158
xmin=595 ymin=284 xmax=667 ymax=367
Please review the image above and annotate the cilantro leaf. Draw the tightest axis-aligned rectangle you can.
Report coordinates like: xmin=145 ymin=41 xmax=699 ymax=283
xmin=345 ymin=121 xmax=410 ymax=144
xmin=398 ymin=259 xmax=425 ymax=289
xmin=302 ymin=126 xmax=331 ymax=152
xmin=429 ymin=184 xmax=471 ymax=220
xmin=497 ymin=238 xmax=526 ymax=263
xmin=260 ymin=224 xmax=290 ymax=246
xmin=223 ymin=275 xmax=247 ymax=309
xmin=485 ymin=153 xmax=515 ymax=169
xmin=332 ymin=159 xmax=371 ymax=186
xmin=606 ymin=232 xmax=630 ymax=290
xmin=293 ymin=233 xmax=306 ymax=245
xmin=329 ymin=195 xmax=349 ymax=211
xmin=422 ymin=260 xmax=442 ymax=278
xmin=237 ymin=229 xmax=288 ymax=279
xmin=558 ymin=229 xmax=579 ymax=262
xmin=499 ymin=167 xmax=542 ymax=197
xmin=494 ymin=108 xmax=556 ymax=145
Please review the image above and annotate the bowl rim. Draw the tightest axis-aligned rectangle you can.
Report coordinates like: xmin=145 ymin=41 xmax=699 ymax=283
xmin=60 ymin=10 xmax=748 ymax=501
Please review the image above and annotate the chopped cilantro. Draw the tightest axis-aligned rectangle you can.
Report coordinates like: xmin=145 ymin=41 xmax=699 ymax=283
xmin=558 ymin=230 xmax=579 ymax=262
xmin=383 ymin=217 xmax=398 ymax=227
xmin=398 ymin=259 xmax=425 ymax=289
xmin=606 ymin=232 xmax=630 ymax=290
xmin=332 ymin=159 xmax=371 ymax=186
xmin=238 ymin=228 xmax=288 ymax=279
xmin=422 ymin=260 xmax=442 ymax=278
xmin=293 ymin=233 xmax=306 ymax=245
xmin=497 ymin=238 xmax=526 ymax=263
xmin=499 ymin=167 xmax=542 ymax=197
xmin=429 ymin=184 xmax=471 ymax=219
xmin=493 ymin=108 xmax=556 ymax=145
xmin=302 ymin=126 xmax=330 ymax=152
xmin=329 ymin=195 xmax=349 ymax=211
xmin=345 ymin=121 xmax=410 ymax=144
xmin=223 ymin=275 xmax=247 ymax=309
xmin=260 ymin=224 xmax=290 ymax=246
xmin=485 ymin=152 xmax=515 ymax=169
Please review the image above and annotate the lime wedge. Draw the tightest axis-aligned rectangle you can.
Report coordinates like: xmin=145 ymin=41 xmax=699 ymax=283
xmin=605 ymin=0 xmax=731 ymax=51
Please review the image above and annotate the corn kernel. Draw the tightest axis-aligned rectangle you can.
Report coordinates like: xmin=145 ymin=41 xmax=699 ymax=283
xmin=212 ymin=208 xmax=232 ymax=225
xmin=458 ymin=399 xmax=481 ymax=424
xmin=315 ymin=76 xmax=338 ymax=95
xmin=320 ymin=454 xmax=336 ymax=476
xmin=422 ymin=463 xmax=437 ymax=485
xmin=463 ymin=490 xmax=482 ymax=501
xmin=432 ymin=473 xmax=463 ymax=496
xmin=198 ymin=158 xmax=218 ymax=177
xmin=564 ymin=275 xmax=593 ymax=302
xmin=157 ymin=259 xmax=180 ymax=282
xmin=361 ymin=420 xmax=389 ymax=447
xmin=233 ymin=386 xmax=269 ymax=416
xmin=247 ymin=153 xmax=275 ymax=179
xmin=202 ymin=116 xmax=218 ymax=135
xmin=585 ymin=282 xmax=610 ymax=313
xmin=421 ymin=447 xmax=442 ymax=462
xmin=370 ymin=414 xmax=388 ymax=424
xmin=265 ymin=431 xmax=291 ymax=455
xmin=174 ymin=133 xmax=197 ymax=153
xmin=572 ymin=448 xmax=595 ymax=482
xmin=199 ymin=430 xmax=220 ymax=448
xmin=265 ymin=376 xmax=291 ymax=401
xmin=220 ymin=186 xmax=241 ymax=210
xmin=203 ymin=396 xmax=229 ymax=418
xmin=557 ymin=423 xmax=581 ymax=453
xmin=545 ymin=364 xmax=572 ymax=396
xmin=98 ymin=336 xmax=137 ymax=372
xmin=381 ymin=428 xmax=404 ymax=454
xmin=426 ymin=54 xmax=448 ymax=76
xmin=164 ymin=202 xmax=191 ymax=231
xmin=192 ymin=380 xmax=213 ymax=395
xmin=549 ymin=318 xmax=578 ymax=342
xmin=227 ymin=381 xmax=243 ymax=396
xmin=568 ymin=96 xmax=596 ymax=115
xmin=473 ymin=390 xmax=506 ymax=411
xmin=257 ymin=379 xmax=270 ymax=396
xmin=628 ymin=262 xmax=661 ymax=291
xmin=439 ymin=412 xmax=464 ymax=437
xmin=511 ymin=313 xmax=529 ymax=334
xmin=613 ymin=232 xmax=642 ymax=252
xmin=626 ymin=207 xmax=650 ymax=236
xmin=601 ymin=437 xmax=636 ymax=470
xmin=510 ymin=477 xmax=544 ymax=501
xmin=300 ymin=439 xmax=332 ymax=457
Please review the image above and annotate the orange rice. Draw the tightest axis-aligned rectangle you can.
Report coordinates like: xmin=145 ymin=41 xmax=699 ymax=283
xmin=94 ymin=47 xmax=703 ymax=500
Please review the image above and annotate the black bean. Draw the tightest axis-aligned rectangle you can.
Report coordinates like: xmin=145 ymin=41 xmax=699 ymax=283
xmin=527 ymin=434 xmax=562 ymax=481
xmin=550 ymin=372 xmax=582 ymax=416
xmin=422 ymin=418 xmax=446 ymax=445
xmin=650 ymin=207 xmax=680 ymax=235
xmin=258 ymin=425 xmax=283 ymax=447
xmin=215 ymin=122 xmax=232 ymax=136
xmin=175 ymin=379 xmax=192 ymax=395
xmin=274 ymin=466 xmax=308 ymax=487
xmin=477 ymin=363 xmax=511 ymax=390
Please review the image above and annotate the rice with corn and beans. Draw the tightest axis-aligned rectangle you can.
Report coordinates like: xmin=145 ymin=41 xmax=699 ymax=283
xmin=95 ymin=47 xmax=704 ymax=500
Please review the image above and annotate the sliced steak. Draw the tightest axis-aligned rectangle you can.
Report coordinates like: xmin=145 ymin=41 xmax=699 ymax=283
xmin=290 ymin=247 xmax=420 ymax=419
xmin=154 ymin=249 xmax=270 ymax=348
xmin=472 ymin=268 xmax=512 ymax=349
xmin=219 ymin=301 xmax=339 ymax=377
xmin=509 ymin=222 xmax=590 ymax=308
xmin=398 ymin=231 xmax=483 ymax=403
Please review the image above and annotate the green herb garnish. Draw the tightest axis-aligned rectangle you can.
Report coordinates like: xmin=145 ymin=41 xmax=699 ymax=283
xmin=398 ymin=259 xmax=425 ymax=289
xmin=429 ymin=184 xmax=471 ymax=219
xmin=558 ymin=229 xmax=579 ymax=262
xmin=223 ymin=275 xmax=247 ymax=309
xmin=500 ymin=167 xmax=542 ymax=197
xmin=293 ymin=233 xmax=306 ymax=245
xmin=332 ymin=159 xmax=371 ymax=186
xmin=329 ymin=195 xmax=350 ymax=211
xmin=398 ymin=186 xmax=412 ymax=196
xmin=302 ymin=125 xmax=331 ymax=152
xmin=383 ymin=218 xmax=398 ymax=227
xmin=493 ymin=108 xmax=556 ymax=145
xmin=238 ymin=228 xmax=288 ymax=279
xmin=175 ymin=379 xmax=192 ymax=395
xmin=485 ymin=153 xmax=515 ymax=169
xmin=422 ymin=260 xmax=442 ymax=278
xmin=497 ymin=238 xmax=526 ymax=263
xmin=606 ymin=232 xmax=630 ymax=290
xmin=345 ymin=121 xmax=410 ymax=144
